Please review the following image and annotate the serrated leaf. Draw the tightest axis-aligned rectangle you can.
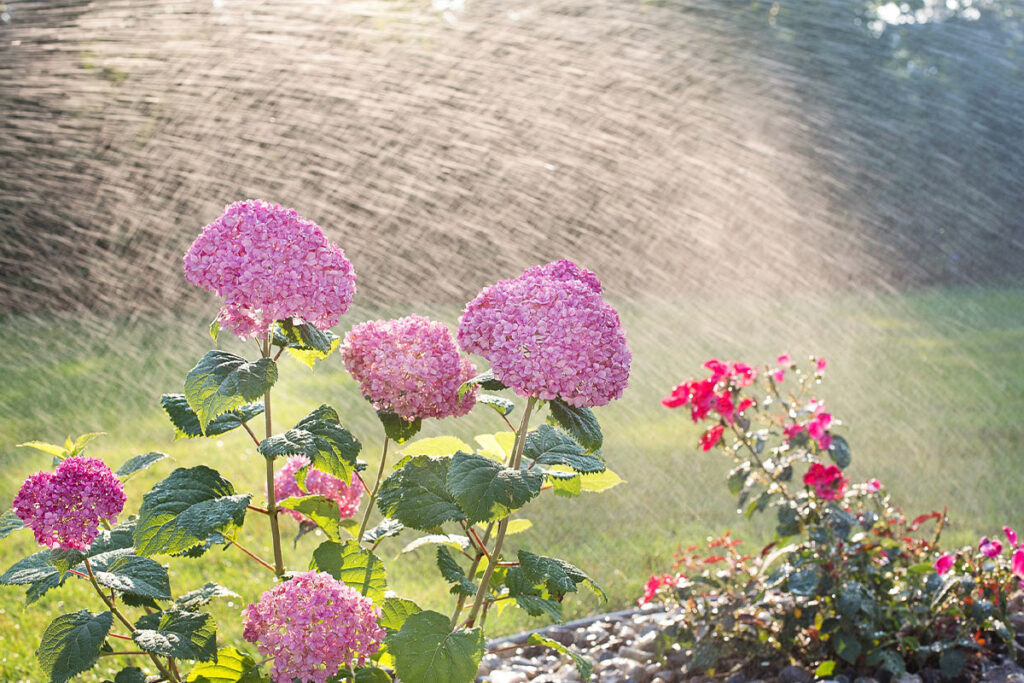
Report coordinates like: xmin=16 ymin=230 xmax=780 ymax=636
xmin=519 ymin=550 xmax=605 ymax=600
xmin=278 ymin=495 xmax=352 ymax=542
xmin=116 ymin=452 xmax=170 ymax=479
xmin=175 ymin=583 xmax=239 ymax=611
xmin=134 ymin=609 xmax=217 ymax=661
xmin=459 ymin=370 xmax=508 ymax=400
xmin=387 ymin=610 xmax=485 ymax=683
xmin=353 ymin=667 xmax=392 ymax=683
xmin=36 ymin=610 xmax=112 ymax=683
xmin=91 ymin=552 xmax=172 ymax=600
xmin=310 ymin=541 xmax=388 ymax=602
xmin=436 ymin=547 xmax=476 ymax=596
xmin=363 ymin=518 xmax=404 ymax=545
xmin=161 ymin=394 xmax=265 ymax=440
xmin=829 ymin=434 xmax=852 ymax=469
xmin=834 ymin=631 xmax=862 ymax=664
xmin=377 ymin=410 xmax=422 ymax=444
xmin=478 ymin=395 xmax=515 ymax=417
xmin=505 ymin=568 xmax=563 ymax=622
xmin=16 ymin=440 xmax=67 ymax=459
xmin=400 ymin=436 xmax=473 ymax=458
xmin=184 ymin=351 xmax=278 ymax=430
xmin=788 ymin=567 xmax=820 ymax=596
xmin=209 ymin=318 xmax=221 ymax=344
xmin=378 ymin=456 xmax=465 ymax=530
xmin=135 ymin=466 xmax=250 ymax=557
xmin=114 ymin=667 xmax=147 ymax=683
xmin=273 ymin=319 xmax=334 ymax=353
xmin=0 ymin=509 xmax=26 ymax=538
xmin=473 ymin=432 xmax=515 ymax=462
xmin=185 ymin=646 xmax=265 ymax=682
xmin=528 ymin=633 xmax=593 ymax=680
xmin=260 ymin=405 xmax=361 ymax=484
xmin=546 ymin=399 xmax=603 ymax=452
xmin=402 ymin=534 xmax=470 ymax=554
xmin=549 ymin=473 xmax=582 ymax=498
xmin=815 ymin=661 xmax=837 ymax=678
xmin=447 ymin=452 xmax=543 ymax=524
xmin=578 ymin=468 xmax=624 ymax=493
xmin=522 ymin=425 xmax=605 ymax=473
xmin=505 ymin=519 xmax=533 ymax=535
xmin=379 ymin=598 xmax=421 ymax=632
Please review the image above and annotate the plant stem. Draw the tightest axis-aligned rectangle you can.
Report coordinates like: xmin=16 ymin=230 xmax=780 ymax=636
xmin=464 ymin=397 xmax=536 ymax=628
xmin=450 ymin=522 xmax=494 ymax=628
xmin=229 ymin=540 xmax=277 ymax=573
xmin=100 ymin=651 xmax=149 ymax=657
xmin=356 ymin=435 xmax=390 ymax=544
xmin=83 ymin=557 xmax=179 ymax=682
xmin=262 ymin=335 xmax=286 ymax=577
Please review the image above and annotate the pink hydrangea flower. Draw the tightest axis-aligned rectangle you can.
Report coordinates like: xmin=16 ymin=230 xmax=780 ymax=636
xmin=184 ymin=200 xmax=356 ymax=339
xmin=242 ymin=571 xmax=385 ymax=683
xmin=342 ymin=315 xmax=477 ymax=421
xmin=934 ymin=554 xmax=954 ymax=575
xmin=802 ymin=463 xmax=847 ymax=501
xmin=458 ymin=260 xmax=631 ymax=408
xmin=13 ymin=457 xmax=126 ymax=551
xmin=272 ymin=456 xmax=363 ymax=522
xmin=979 ymin=537 xmax=1003 ymax=558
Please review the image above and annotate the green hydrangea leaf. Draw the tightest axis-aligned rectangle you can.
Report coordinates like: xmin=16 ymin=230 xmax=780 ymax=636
xmin=378 ymin=456 xmax=465 ymax=530
xmin=90 ymin=551 xmax=172 ymax=600
xmin=402 ymin=534 xmax=470 ymax=554
xmin=386 ymin=610 xmax=484 ymax=683
xmin=379 ymin=598 xmax=422 ymax=633
xmin=175 ymin=583 xmax=239 ymax=611
xmin=114 ymin=667 xmax=147 ymax=683
xmin=116 ymin=451 xmax=170 ymax=479
xmin=184 ymin=351 xmax=278 ymax=430
xmin=447 ymin=452 xmax=543 ymax=524
xmin=161 ymin=394 xmax=265 ymax=440
xmin=518 ymin=550 xmax=605 ymax=600
xmin=363 ymin=518 xmax=404 ymax=544
xmin=260 ymin=405 xmax=361 ymax=485
xmin=36 ymin=610 xmax=112 ymax=683
xmin=185 ymin=646 xmax=266 ymax=682
xmin=133 ymin=609 xmax=217 ymax=662
xmin=16 ymin=440 xmax=67 ymax=459
xmin=278 ymin=495 xmax=353 ymax=542
xmin=309 ymin=540 xmax=388 ymax=602
xmin=458 ymin=370 xmax=508 ymax=400
xmin=528 ymin=633 xmax=593 ymax=680
xmin=377 ymin=410 xmax=422 ymax=444
xmin=505 ymin=567 xmax=563 ymax=622
xmin=546 ymin=399 xmax=603 ymax=452
xmin=0 ymin=509 xmax=25 ymax=539
xmin=135 ymin=466 xmax=250 ymax=557
xmin=522 ymin=425 xmax=605 ymax=474
xmin=477 ymin=395 xmax=515 ymax=417
xmin=272 ymin=319 xmax=334 ymax=353
xmin=436 ymin=547 xmax=476 ymax=596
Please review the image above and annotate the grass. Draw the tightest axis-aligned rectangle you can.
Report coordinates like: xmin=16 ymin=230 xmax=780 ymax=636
xmin=1 ymin=286 xmax=1023 ymax=681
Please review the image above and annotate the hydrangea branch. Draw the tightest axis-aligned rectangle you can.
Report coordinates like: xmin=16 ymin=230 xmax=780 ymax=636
xmin=356 ymin=435 xmax=390 ymax=544
xmin=261 ymin=334 xmax=286 ymax=577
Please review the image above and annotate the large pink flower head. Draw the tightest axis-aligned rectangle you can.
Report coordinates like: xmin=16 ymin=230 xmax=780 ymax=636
xmin=457 ymin=260 xmax=631 ymax=407
xmin=272 ymin=456 xmax=363 ymax=521
xmin=242 ymin=571 xmax=385 ymax=683
xmin=183 ymin=200 xmax=356 ymax=339
xmin=342 ymin=315 xmax=477 ymax=421
xmin=13 ymin=457 xmax=126 ymax=551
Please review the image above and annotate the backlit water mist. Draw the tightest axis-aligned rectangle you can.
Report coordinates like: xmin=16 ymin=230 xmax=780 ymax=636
xmin=1 ymin=0 xmax=1022 ymax=615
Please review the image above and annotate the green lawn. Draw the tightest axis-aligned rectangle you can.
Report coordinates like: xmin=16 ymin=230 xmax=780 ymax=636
xmin=1 ymin=287 xmax=1023 ymax=681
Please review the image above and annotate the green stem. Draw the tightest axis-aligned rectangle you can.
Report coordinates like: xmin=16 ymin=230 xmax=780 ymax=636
xmin=464 ymin=397 xmax=536 ymax=628
xmin=83 ymin=558 xmax=179 ymax=682
xmin=262 ymin=335 xmax=286 ymax=577
xmin=450 ymin=522 xmax=495 ymax=628
xmin=356 ymin=435 xmax=390 ymax=544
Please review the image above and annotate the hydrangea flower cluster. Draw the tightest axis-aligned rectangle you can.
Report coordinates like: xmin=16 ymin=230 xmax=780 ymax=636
xmin=13 ymin=457 xmax=126 ymax=551
xmin=803 ymin=463 xmax=848 ymax=501
xmin=183 ymin=200 xmax=357 ymax=339
xmin=457 ymin=260 xmax=631 ymax=407
xmin=242 ymin=571 xmax=385 ymax=683
xmin=272 ymin=455 xmax=363 ymax=522
xmin=661 ymin=359 xmax=757 ymax=424
xmin=342 ymin=315 xmax=477 ymax=421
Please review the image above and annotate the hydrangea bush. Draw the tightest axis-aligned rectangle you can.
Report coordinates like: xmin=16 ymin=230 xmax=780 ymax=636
xmin=645 ymin=356 xmax=1024 ymax=679
xmin=0 ymin=200 xmax=629 ymax=683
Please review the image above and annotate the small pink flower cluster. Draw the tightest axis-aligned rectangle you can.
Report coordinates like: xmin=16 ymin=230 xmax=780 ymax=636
xmin=342 ymin=315 xmax=477 ymax=421
xmin=242 ymin=571 xmax=385 ymax=683
xmin=13 ymin=457 xmax=126 ymax=551
xmin=638 ymin=573 xmax=681 ymax=606
xmin=935 ymin=526 xmax=1024 ymax=581
xmin=184 ymin=200 xmax=356 ymax=339
xmin=785 ymin=399 xmax=834 ymax=450
xmin=802 ymin=463 xmax=847 ymax=501
xmin=662 ymin=360 xmax=756 ymax=423
xmin=272 ymin=456 xmax=363 ymax=522
xmin=772 ymin=354 xmax=826 ymax=383
xmin=458 ymin=260 xmax=631 ymax=408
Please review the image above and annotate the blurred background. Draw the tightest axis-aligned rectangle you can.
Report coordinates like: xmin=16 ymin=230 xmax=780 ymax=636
xmin=1 ymin=0 xmax=1023 ymax=678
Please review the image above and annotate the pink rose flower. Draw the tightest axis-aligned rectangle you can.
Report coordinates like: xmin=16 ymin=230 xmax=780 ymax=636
xmin=1004 ymin=526 xmax=1018 ymax=547
xmin=934 ymin=554 xmax=954 ymax=575
xmin=979 ymin=536 xmax=1003 ymax=558
xmin=700 ymin=425 xmax=725 ymax=451
xmin=803 ymin=463 xmax=848 ymax=501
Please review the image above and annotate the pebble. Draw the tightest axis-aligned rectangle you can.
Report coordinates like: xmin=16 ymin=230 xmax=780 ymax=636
xmin=779 ymin=665 xmax=812 ymax=683
xmin=488 ymin=672 xmax=530 ymax=683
